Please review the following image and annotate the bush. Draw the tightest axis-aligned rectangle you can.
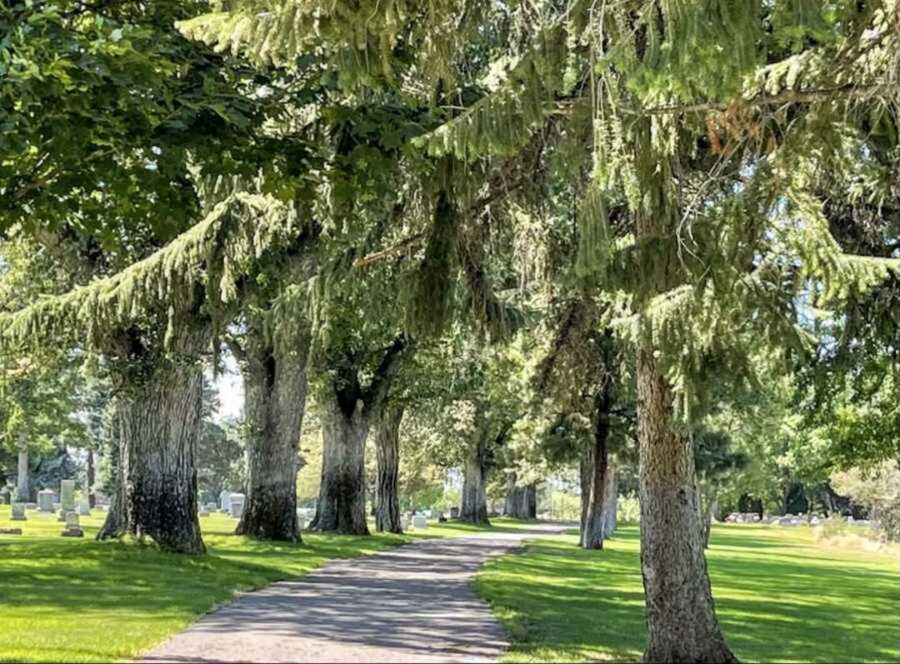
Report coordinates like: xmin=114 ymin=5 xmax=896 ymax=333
xmin=880 ymin=499 xmax=900 ymax=542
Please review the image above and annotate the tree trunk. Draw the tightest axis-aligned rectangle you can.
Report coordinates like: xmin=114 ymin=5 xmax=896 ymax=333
xmin=310 ymin=392 xmax=370 ymax=535
xmin=374 ymin=404 xmax=404 ymax=534
xmin=97 ymin=404 xmax=127 ymax=539
xmin=505 ymin=477 xmax=537 ymax=519
xmin=16 ymin=435 xmax=29 ymax=502
xmin=602 ymin=459 xmax=617 ymax=537
xmin=97 ymin=326 xmax=207 ymax=555
xmin=459 ymin=435 xmax=490 ymax=524
xmin=504 ymin=474 xmax=518 ymax=516
xmin=582 ymin=391 xmax=612 ymax=549
xmin=236 ymin=332 xmax=310 ymax=542
xmin=86 ymin=448 xmax=96 ymax=508
xmin=637 ymin=351 xmax=736 ymax=662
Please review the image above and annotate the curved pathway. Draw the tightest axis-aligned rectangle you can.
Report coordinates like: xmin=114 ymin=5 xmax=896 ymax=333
xmin=143 ymin=523 xmax=566 ymax=663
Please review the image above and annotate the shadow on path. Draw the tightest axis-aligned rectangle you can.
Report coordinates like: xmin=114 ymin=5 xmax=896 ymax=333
xmin=143 ymin=523 xmax=569 ymax=663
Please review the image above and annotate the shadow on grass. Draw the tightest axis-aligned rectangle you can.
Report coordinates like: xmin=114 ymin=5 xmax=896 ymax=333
xmin=476 ymin=525 xmax=900 ymax=663
xmin=0 ymin=513 xmax=410 ymax=663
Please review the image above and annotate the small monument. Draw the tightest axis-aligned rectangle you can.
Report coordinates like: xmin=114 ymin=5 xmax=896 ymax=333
xmin=37 ymin=489 xmax=55 ymax=513
xmin=412 ymin=514 xmax=428 ymax=530
xmin=0 ymin=487 xmax=10 ymax=505
xmin=60 ymin=480 xmax=76 ymax=511
xmin=199 ymin=506 xmax=210 ymax=517
xmin=61 ymin=511 xmax=84 ymax=537
xmin=229 ymin=493 xmax=245 ymax=519
xmin=78 ymin=499 xmax=91 ymax=517
xmin=219 ymin=490 xmax=232 ymax=513
xmin=10 ymin=503 xmax=27 ymax=521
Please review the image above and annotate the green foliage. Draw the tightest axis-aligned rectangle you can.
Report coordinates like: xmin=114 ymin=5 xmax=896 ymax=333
xmin=0 ymin=1 xmax=263 ymax=242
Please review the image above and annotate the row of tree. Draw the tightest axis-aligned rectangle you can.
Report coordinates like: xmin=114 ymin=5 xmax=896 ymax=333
xmin=2 ymin=1 xmax=898 ymax=661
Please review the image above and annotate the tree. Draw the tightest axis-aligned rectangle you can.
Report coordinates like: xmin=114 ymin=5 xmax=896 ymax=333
xmin=417 ymin=2 xmax=899 ymax=659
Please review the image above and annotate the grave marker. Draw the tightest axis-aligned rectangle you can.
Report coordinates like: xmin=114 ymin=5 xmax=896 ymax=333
xmin=37 ymin=489 xmax=55 ymax=513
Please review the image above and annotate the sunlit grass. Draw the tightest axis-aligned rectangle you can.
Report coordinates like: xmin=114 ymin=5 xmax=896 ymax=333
xmin=475 ymin=524 xmax=900 ymax=663
xmin=0 ymin=506 xmax=408 ymax=662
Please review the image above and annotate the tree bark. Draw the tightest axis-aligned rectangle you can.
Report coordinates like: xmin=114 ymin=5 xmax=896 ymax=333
xmin=97 ymin=404 xmax=127 ymax=539
xmin=582 ymin=390 xmax=612 ymax=549
xmin=602 ymin=459 xmax=618 ymax=537
xmin=505 ymin=477 xmax=537 ymax=519
xmin=459 ymin=434 xmax=490 ymax=524
xmin=96 ymin=325 xmax=207 ymax=554
xmin=235 ymin=329 xmax=310 ymax=542
xmin=374 ymin=404 xmax=404 ymax=534
xmin=310 ymin=391 xmax=370 ymax=535
xmin=16 ymin=435 xmax=29 ymax=502
xmin=310 ymin=337 xmax=406 ymax=536
xmin=637 ymin=350 xmax=736 ymax=662
xmin=86 ymin=448 xmax=96 ymax=508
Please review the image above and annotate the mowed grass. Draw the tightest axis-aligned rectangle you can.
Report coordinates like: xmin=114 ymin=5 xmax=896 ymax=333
xmin=475 ymin=524 xmax=900 ymax=663
xmin=0 ymin=505 xmax=409 ymax=662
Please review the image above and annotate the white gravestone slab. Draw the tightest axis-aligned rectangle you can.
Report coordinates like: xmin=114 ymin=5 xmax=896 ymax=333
xmin=60 ymin=480 xmax=76 ymax=511
xmin=11 ymin=503 xmax=27 ymax=521
xmin=412 ymin=515 xmax=428 ymax=530
xmin=38 ymin=489 xmax=55 ymax=513
xmin=229 ymin=493 xmax=245 ymax=519
xmin=62 ymin=511 xmax=84 ymax=537
xmin=220 ymin=490 xmax=232 ymax=513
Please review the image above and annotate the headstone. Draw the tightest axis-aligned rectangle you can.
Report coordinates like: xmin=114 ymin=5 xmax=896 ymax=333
xmin=412 ymin=515 xmax=428 ymax=530
xmin=219 ymin=490 xmax=232 ymax=513
xmin=229 ymin=493 xmax=245 ymax=519
xmin=0 ymin=488 xmax=10 ymax=505
xmin=11 ymin=503 xmax=27 ymax=521
xmin=78 ymin=499 xmax=91 ymax=517
xmin=450 ymin=507 xmax=460 ymax=519
xmin=38 ymin=489 xmax=55 ymax=513
xmin=206 ymin=502 xmax=218 ymax=512
xmin=199 ymin=507 xmax=210 ymax=517
xmin=61 ymin=511 xmax=84 ymax=537
xmin=60 ymin=480 xmax=76 ymax=512
xmin=0 ymin=528 xmax=22 ymax=535
xmin=25 ymin=502 xmax=38 ymax=510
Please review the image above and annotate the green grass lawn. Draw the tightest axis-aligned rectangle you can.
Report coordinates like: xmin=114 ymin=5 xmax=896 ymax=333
xmin=0 ymin=505 xmax=409 ymax=662
xmin=475 ymin=524 xmax=900 ymax=663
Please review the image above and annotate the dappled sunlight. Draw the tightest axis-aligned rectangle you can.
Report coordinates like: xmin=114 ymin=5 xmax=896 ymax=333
xmin=476 ymin=524 xmax=900 ymax=663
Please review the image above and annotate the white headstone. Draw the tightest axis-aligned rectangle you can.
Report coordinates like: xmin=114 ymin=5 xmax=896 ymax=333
xmin=61 ymin=511 xmax=83 ymax=537
xmin=230 ymin=493 xmax=245 ymax=519
xmin=11 ymin=503 xmax=26 ymax=521
xmin=78 ymin=500 xmax=91 ymax=517
xmin=412 ymin=515 xmax=428 ymax=530
xmin=38 ymin=489 xmax=55 ymax=513
xmin=219 ymin=490 xmax=232 ymax=512
xmin=60 ymin=480 xmax=76 ymax=511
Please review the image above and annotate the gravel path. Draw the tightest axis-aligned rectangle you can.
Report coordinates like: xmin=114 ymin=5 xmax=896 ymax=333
xmin=143 ymin=523 xmax=566 ymax=663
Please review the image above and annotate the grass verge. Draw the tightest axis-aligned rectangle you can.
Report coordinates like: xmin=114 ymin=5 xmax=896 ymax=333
xmin=0 ymin=506 xmax=408 ymax=662
xmin=474 ymin=524 xmax=900 ymax=663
